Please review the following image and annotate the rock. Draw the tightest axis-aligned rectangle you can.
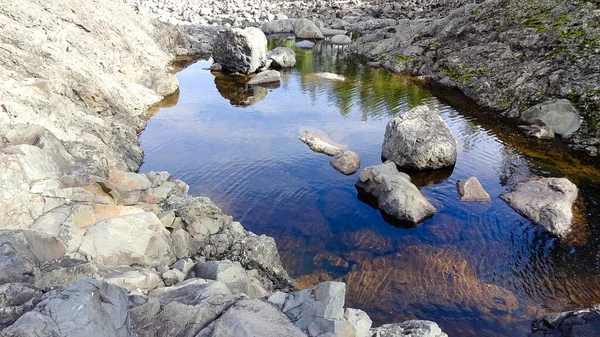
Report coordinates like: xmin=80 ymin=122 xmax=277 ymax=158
xmin=2 ymin=279 xmax=134 ymax=337
xmin=294 ymin=18 xmax=324 ymax=39
xmin=382 ymin=105 xmax=457 ymax=170
xmin=330 ymin=151 xmax=361 ymax=175
xmin=107 ymin=169 xmax=152 ymax=190
xmin=34 ymin=259 xmax=100 ymax=291
xmin=500 ymin=178 xmax=578 ymax=237
xmin=267 ymin=47 xmax=296 ymax=69
xmin=210 ymin=63 xmax=222 ymax=71
xmin=321 ymin=28 xmax=347 ymax=36
xmin=282 ymin=281 xmax=346 ymax=331
xmin=78 ymin=212 xmax=176 ymax=267
xmin=530 ymin=306 xmax=600 ymax=337
xmin=519 ymin=124 xmax=555 ymax=139
xmin=212 ymin=27 xmax=268 ymax=73
xmin=268 ymin=291 xmax=288 ymax=308
xmin=355 ymin=161 xmax=436 ymax=224
xmin=205 ymin=299 xmax=306 ymax=337
xmin=349 ymin=19 xmax=398 ymax=32
xmin=295 ymin=40 xmax=315 ymax=49
xmin=162 ymin=269 xmax=185 ymax=287
xmin=172 ymin=258 xmax=195 ymax=276
xmin=456 ymin=177 xmax=490 ymax=202
xmin=260 ymin=19 xmax=297 ymax=35
xmin=248 ymin=70 xmax=281 ymax=85
xmin=192 ymin=260 xmax=249 ymax=295
xmin=99 ymin=266 xmax=162 ymax=294
xmin=370 ymin=320 xmax=448 ymax=337
xmin=344 ymin=308 xmax=372 ymax=337
xmin=247 ymin=275 xmax=270 ymax=298
xmin=314 ymin=72 xmax=345 ymax=81
xmin=0 ymin=283 xmax=42 ymax=329
xmin=520 ymin=99 xmax=582 ymax=138
xmin=300 ymin=135 xmax=343 ymax=156
xmin=330 ymin=34 xmax=352 ymax=45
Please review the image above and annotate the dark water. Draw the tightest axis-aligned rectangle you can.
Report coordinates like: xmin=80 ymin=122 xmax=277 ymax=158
xmin=141 ymin=39 xmax=600 ymax=336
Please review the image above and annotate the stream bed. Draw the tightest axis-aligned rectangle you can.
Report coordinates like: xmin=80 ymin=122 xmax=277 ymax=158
xmin=141 ymin=39 xmax=600 ymax=336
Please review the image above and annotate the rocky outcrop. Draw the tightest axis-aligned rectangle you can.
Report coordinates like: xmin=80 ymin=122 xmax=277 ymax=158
xmin=212 ymin=27 xmax=268 ymax=73
xmin=355 ymin=161 xmax=436 ymax=224
xmin=382 ymin=105 xmax=457 ymax=170
xmin=530 ymin=306 xmax=600 ymax=337
xmin=501 ymin=177 xmax=578 ymax=237
xmin=456 ymin=177 xmax=490 ymax=202
xmin=330 ymin=150 xmax=361 ymax=175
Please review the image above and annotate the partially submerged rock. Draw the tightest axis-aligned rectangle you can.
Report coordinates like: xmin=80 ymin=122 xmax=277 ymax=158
xmin=330 ymin=34 xmax=352 ymax=45
xmin=330 ymin=150 xmax=361 ymax=175
xmin=520 ymin=99 xmax=582 ymax=139
xmin=382 ymin=105 xmax=457 ymax=170
xmin=295 ymin=40 xmax=315 ymax=49
xmin=212 ymin=27 xmax=268 ymax=73
xmin=267 ymin=47 xmax=296 ymax=69
xmin=355 ymin=161 xmax=436 ymax=224
xmin=314 ymin=72 xmax=345 ymax=81
xmin=371 ymin=320 xmax=448 ymax=337
xmin=299 ymin=135 xmax=343 ymax=156
xmin=294 ymin=18 xmax=324 ymax=39
xmin=248 ymin=70 xmax=281 ymax=85
xmin=456 ymin=177 xmax=490 ymax=202
xmin=500 ymin=178 xmax=578 ymax=237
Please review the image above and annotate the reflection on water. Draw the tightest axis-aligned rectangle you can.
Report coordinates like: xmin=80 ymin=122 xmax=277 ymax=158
xmin=141 ymin=39 xmax=600 ymax=337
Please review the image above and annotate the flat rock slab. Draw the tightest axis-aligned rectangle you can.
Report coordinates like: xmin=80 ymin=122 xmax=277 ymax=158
xmin=355 ymin=161 xmax=436 ymax=224
xmin=248 ymin=70 xmax=281 ymax=85
xmin=314 ymin=72 xmax=346 ymax=81
xmin=330 ymin=150 xmax=361 ymax=175
xmin=456 ymin=177 xmax=490 ymax=202
xmin=321 ymin=28 xmax=347 ymax=36
xmin=500 ymin=177 xmax=578 ymax=237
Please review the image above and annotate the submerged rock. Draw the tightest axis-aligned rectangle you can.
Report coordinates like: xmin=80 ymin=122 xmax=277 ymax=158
xmin=330 ymin=34 xmax=352 ymax=45
xmin=267 ymin=47 xmax=296 ymax=69
xmin=314 ymin=72 xmax=345 ymax=81
xmin=382 ymin=105 xmax=457 ymax=170
xmin=355 ymin=161 xmax=436 ymax=224
xmin=248 ymin=70 xmax=281 ymax=85
xmin=330 ymin=150 xmax=361 ymax=175
xmin=456 ymin=177 xmax=490 ymax=202
xmin=212 ymin=27 xmax=267 ymax=73
xmin=300 ymin=135 xmax=343 ymax=156
xmin=371 ymin=320 xmax=448 ymax=337
xmin=294 ymin=18 xmax=324 ymax=39
xmin=520 ymin=99 xmax=582 ymax=139
xmin=500 ymin=178 xmax=578 ymax=237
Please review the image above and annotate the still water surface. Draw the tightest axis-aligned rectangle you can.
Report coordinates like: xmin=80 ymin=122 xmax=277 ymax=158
xmin=141 ymin=39 xmax=600 ymax=336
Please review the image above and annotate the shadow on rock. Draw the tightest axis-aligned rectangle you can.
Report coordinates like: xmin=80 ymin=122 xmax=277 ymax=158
xmin=356 ymin=190 xmax=429 ymax=229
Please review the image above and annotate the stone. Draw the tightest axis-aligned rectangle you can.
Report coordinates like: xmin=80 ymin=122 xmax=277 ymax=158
xmin=268 ymin=291 xmax=288 ymax=308
xmin=330 ymin=150 xmax=361 ymax=175
xmin=267 ymin=47 xmax=296 ymax=69
xmin=0 ymin=283 xmax=42 ymax=329
xmin=172 ymin=258 xmax=195 ymax=276
xmin=260 ymin=19 xmax=297 ymax=35
xmin=382 ymin=105 xmax=457 ymax=170
xmin=99 ymin=266 xmax=162 ymax=294
xmin=344 ymin=308 xmax=372 ymax=337
xmin=500 ymin=178 xmax=578 ymax=237
xmin=162 ymin=269 xmax=185 ymax=286
xmin=145 ymin=171 xmax=171 ymax=187
xmin=78 ymin=212 xmax=176 ymax=267
xmin=456 ymin=177 xmax=490 ymax=202
xmin=355 ymin=161 xmax=436 ymax=224
xmin=107 ymin=169 xmax=152 ymax=191
xmin=321 ymin=28 xmax=347 ymax=36
xmin=519 ymin=124 xmax=555 ymax=139
xmin=2 ymin=279 xmax=134 ymax=337
xmin=520 ymin=99 xmax=582 ymax=138
xmin=192 ymin=260 xmax=249 ymax=295
xmin=330 ymin=34 xmax=352 ymax=45
xmin=283 ymin=281 xmax=346 ymax=331
xmin=212 ymin=27 xmax=268 ymax=73
xmin=370 ymin=320 xmax=448 ymax=337
xmin=530 ymin=306 xmax=600 ymax=337
xmin=314 ymin=72 xmax=346 ymax=81
xmin=295 ymin=40 xmax=315 ymax=49
xmin=300 ymin=135 xmax=343 ymax=156
xmin=248 ymin=275 xmax=270 ymax=298
xmin=206 ymin=299 xmax=306 ymax=337
xmin=295 ymin=18 xmax=324 ymax=39
xmin=210 ymin=63 xmax=222 ymax=71
xmin=248 ymin=70 xmax=281 ymax=85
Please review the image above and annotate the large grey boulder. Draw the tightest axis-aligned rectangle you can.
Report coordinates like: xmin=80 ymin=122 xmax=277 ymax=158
xmin=370 ymin=320 xmax=448 ymax=337
xmin=202 ymin=299 xmax=306 ymax=337
xmin=520 ymin=99 xmax=582 ymax=138
xmin=260 ymin=19 xmax=296 ymax=35
xmin=330 ymin=150 xmax=361 ymax=175
xmin=2 ymin=279 xmax=134 ymax=337
xmin=192 ymin=260 xmax=249 ymax=295
xmin=382 ymin=106 xmax=457 ymax=170
xmin=267 ymin=47 xmax=296 ymax=69
xmin=294 ymin=18 xmax=324 ymax=39
xmin=456 ymin=177 xmax=490 ymax=202
xmin=248 ymin=70 xmax=281 ymax=85
xmin=355 ymin=162 xmax=436 ymax=224
xmin=0 ymin=283 xmax=42 ymax=329
xmin=500 ymin=178 xmax=578 ymax=237
xmin=330 ymin=34 xmax=352 ymax=45
xmin=212 ymin=27 xmax=268 ymax=73
xmin=78 ymin=212 xmax=176 ymax=267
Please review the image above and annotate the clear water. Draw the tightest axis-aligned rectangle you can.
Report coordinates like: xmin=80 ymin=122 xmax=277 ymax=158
xmin=140 ymin=39 xmax=600 ymax=336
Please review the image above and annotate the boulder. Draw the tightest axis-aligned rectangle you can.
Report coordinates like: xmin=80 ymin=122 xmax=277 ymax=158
xmin=456 ymin=177 xmax=490 ymax=202
xmin=520 ymin=99 xmax=582 ymax=138
xmin=321 ymin=28 xmax=347 ymax=36
xmin=212 ymin=27 xmax=267 ymax=73
xmin=0 ymin=283 xmax=42 ymax=329
xmin=162 ymin=269 xmax=185 ymax=287
xmin=500 ymin=178 xmax=578 ymax=237
xmin=382 ymin=105 xmax=457 ymax=170
xmin=370 ymin=320 xmax=448 ymax=337
xmin=530 ymin=306 xmax=600 ymax=337
xmin=282 ymin=282 xmax=346 ymax=331
xmin=248 ymin=70 xmax=281 ymax=85
xmin=294 ymin=18 xmax=324 ymax=39
xmin=2 ymin=279 xmax=134 ymax=337
xmin=344 ymin=308 xmax=372 ymax=337
xmin=192 ymin=260 xmax=249 ymax=295
xmin=300 ymin=135 xmax=343 ymax=156
xmin=295 ymin=40 xmax=315 ymax=49
xmin=355 ymin=161 xmax=436 ymax=224
xmin=330 ymin=34 xmax=352 ymax=45
xmin=330 ymin=151 xmax=361 ymax=175
xmin=267 ymin=47 xmax=296 ymax=68
xmin=78 ymin=212 xmax=176 ymax=267
xmin=260 ymin=19 xmax=296 ymax=35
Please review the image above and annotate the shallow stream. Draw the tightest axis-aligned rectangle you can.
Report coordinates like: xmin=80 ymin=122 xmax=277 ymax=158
xmin=141 ymin=39 xmax=600 ymax=336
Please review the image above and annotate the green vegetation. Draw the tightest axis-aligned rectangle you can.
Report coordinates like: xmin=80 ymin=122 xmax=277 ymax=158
xmin=473 ymin=8 xmax=481 ymax=14
xmin=393 ymin=55 xmax=411 ymax=62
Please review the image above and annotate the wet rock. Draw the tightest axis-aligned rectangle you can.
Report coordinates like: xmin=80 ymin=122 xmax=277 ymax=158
xmin=370 ymin=320 xmax=448 ymax=337
xmin=267 ymin=47 xmax=296 ymax=69
xmin=78 ymin=212 xmax=176 ymax=267
xmin=295 ymin=40 xmax=315 ymax=49
xmin=500 ymin=178 xmax=578 ymax=237
xmin=192 ymin=260 xmax=249 ymax=295
xmin=0 ymin=283 xmax=42 ymax=329
xmin=212 ymin=27 xmax=268 ymax=73
xmin=204 ymin=299 xmax=306 ymax=337
xmin=382 ymin=105 xmax=457 ymax=170
xmin=330 ymin=34 xmax=352 ymax=45
xmin=355 ymin=161 xmax=436 ymax=224
xmin=248 ymin=70 xmax=281 ymax=85
xmin=530 ymin=306 xmax=600 ymax=337
xmin=330 ymin=150 xmax=361 ymax=175
xmin=2 ymin=279 xmax=133 ymax=337
xmin=520 ymin=99 xmax=582 ymax=139
xmin=314 ymin=72 xmax=345 ymax=81
xmin=300 ymin=135 xmax=343 ymax=156
xmin=295 ymin=18 xmax=324 ymax=39
xmin=456 ymin=177 xmax=490 ymax=202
